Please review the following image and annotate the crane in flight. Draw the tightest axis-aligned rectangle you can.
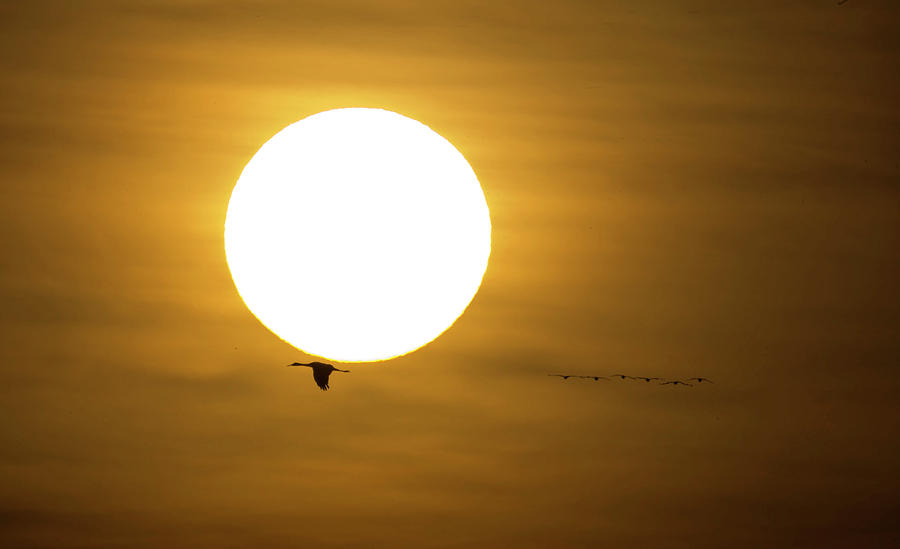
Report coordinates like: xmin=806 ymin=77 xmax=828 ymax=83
xmin=549 ymin=374 xmax=575 ymax=380
xmin=287 ymin=361 xmax=350 ymax=391
xmin=660 ymin=380 xmax=693 ymax=387
xmin=635 ymin=376 xmax=663 ymax=383
xmin=685 ymin=377 xmax=713 ymax=384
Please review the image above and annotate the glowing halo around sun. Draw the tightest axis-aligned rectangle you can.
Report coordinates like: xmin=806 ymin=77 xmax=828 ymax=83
xmin=224 ymin=108 xmax=491 ymax=362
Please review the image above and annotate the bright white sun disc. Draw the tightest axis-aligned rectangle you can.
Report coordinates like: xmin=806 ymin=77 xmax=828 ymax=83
xmin=224 ymin=108 xmax=491 ymax=362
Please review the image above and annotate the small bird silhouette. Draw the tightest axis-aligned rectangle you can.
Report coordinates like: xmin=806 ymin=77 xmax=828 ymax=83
xmin=584 ymin=376 xmax=610 ymax=381
xmin=611 ymin=374 xmax=635 ymax=380
xmin=635 ymin=376 xmax=663 ymax=383
xmin=287 ymin=361 xmax=350 ymax=391
xmin=685 ymin=377 xmax=713 ymax=384
xmin=660 ymin=380 xmax=693 ymax=387
xmin=549 ymin=374 xmax=574 ymax=380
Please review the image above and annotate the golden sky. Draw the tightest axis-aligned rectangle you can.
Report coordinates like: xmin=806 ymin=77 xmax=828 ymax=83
xmin=2 ymin=1 xmax=898 ymax=547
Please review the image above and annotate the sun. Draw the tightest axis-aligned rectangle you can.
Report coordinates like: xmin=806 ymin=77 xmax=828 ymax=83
xmin=224 ymin=108 xmax=491 ymax=362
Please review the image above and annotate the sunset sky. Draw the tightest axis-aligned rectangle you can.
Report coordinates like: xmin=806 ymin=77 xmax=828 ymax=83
xmin=2 ymin=1 xmax=898 ymax=547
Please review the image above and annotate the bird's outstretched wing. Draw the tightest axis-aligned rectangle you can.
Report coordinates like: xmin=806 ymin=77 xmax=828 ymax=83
xmin=313 ymin=368 xmax=331 ymax=391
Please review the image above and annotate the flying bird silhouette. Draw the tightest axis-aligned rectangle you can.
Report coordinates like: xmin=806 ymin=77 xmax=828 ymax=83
xmin=582 ymin=375 xmax=610 ymax=381
xmin=635 ymin=376 xmax=663 ymax=383
xmin=660 ymin=380 xmax=693 ymax=387
xmin=685 ymin=377 xmax=714 ymax=384
xmin=549 ymin=374 xmax=575 ymax=380
xmin=610 ymin=374 xmax=635 ymax=380
xmin=287 ymin=361 xmax=350 ymax=391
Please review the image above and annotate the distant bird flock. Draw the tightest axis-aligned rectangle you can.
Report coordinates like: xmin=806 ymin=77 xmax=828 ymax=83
xmin=548 ymin=374 xmax=713 ymax=387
